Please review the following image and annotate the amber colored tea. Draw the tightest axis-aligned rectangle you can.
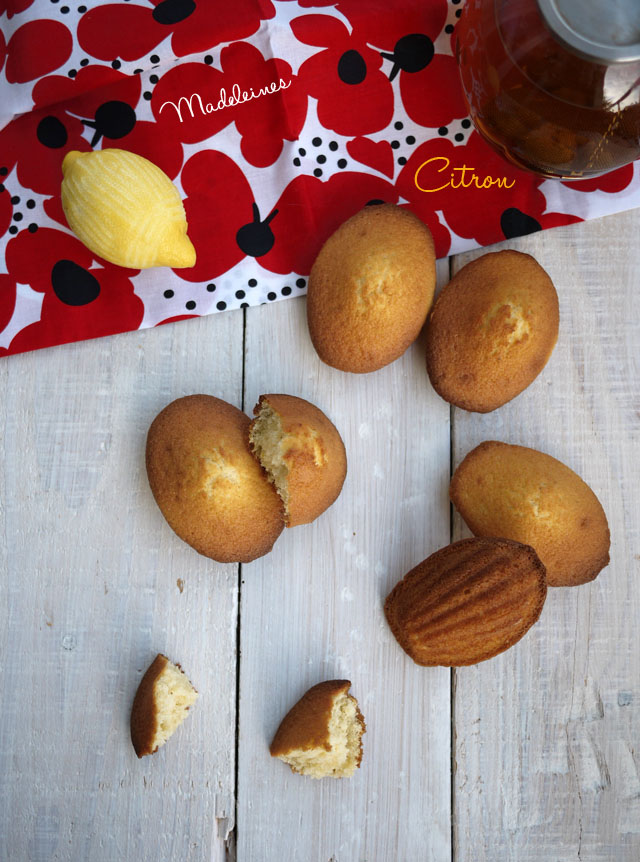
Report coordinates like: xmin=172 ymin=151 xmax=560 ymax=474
xmin=456 ymin=0 xmax=640 ymax=179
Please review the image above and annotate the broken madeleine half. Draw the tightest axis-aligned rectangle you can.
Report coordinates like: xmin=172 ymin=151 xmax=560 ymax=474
xmin=249 ymin=394 xmax=347 ymax=527
xmin=130 ymin=654 xmax=198 ymax=758
xmin=61 ymin=148 xmax=196 ymax=269
xmin=270 ymin=680 xmax=365 ymax=778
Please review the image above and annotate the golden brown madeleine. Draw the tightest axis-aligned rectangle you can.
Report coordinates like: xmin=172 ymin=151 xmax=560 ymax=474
xmin=130 ymin=654 xmax=198 ymax=758
xmin=307 ymin=203 xmax=436 ymax=372
xmin=384 ymin=537 xmax=547 ymax=666
xmin=146 ymin=395 xmax=284 ymax=562
xmin=249 ymin=394 xmax=347 ymax=527
xmin=270 ymin=680 xmax=365 ymax=778
xmin=450 ymin=441 xmax=610 ymax=587
xmin=426 ymin=250 xmax=559 ymax=412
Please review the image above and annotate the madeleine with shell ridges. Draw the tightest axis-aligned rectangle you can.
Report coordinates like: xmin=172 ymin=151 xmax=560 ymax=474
xmin=249 ymin=393 xmax=347 ymax=527
xmin=450 ymin=440 xmax=610 ymax=586
xmin=384 ymin=537 xmax=547 ymax=666
xmin=270 ymin=680 xmax=365 ymax=779
xmin=307 ymin=203 xmax=436 ymax=373
xmin=130 ymin=654 xmax=198 ymax=758
xmin=145 ymin=395 xmax=284 ymax=563
xmin=426 ymin=249 xmax=559 ymax=412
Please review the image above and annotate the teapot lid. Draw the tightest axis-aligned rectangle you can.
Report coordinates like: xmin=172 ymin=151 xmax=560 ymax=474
xmin=536 ymin=0 xmax=640 ymax=63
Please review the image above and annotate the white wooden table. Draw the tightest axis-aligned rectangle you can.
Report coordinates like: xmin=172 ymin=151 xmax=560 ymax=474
xmin=1 ymin=208 xmax=639 ymax=862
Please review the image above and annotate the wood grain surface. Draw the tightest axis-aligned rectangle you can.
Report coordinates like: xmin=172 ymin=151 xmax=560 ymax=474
xmin=0 ymin=213 xmax=638 ymax=861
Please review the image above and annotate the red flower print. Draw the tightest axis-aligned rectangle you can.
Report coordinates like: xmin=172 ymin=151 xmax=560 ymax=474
xmin=3 ymin=228 xmax=143 ymax=355
xmin=0 ymin=108 xmax=89 ymax=197
xmin=397 ymin=132 xmax=543 ymax=247
xmin=32 ymin=65 xmax=142 ymax=122
xmin=291 ymin=14 xmax=393 ymax=136
xmin=396 ymin=131 xmax=580 ymax=256
xmin=77 ymin=0 xmax=276 ymax=63
xmin=322 ymin=0 xmax=465 ymax=128
xmin=0 ymin=0 xmax=35 ymax=16
xmin=0 ymin=66 xmax=144 ymax=198
xmin=0 ymin=182 xmax=12 ymax=238
xmin=561 ymin=163 xmax=635 ymax=193
xmin=0 ymin=275 xmax=17 ymax=336
xmin=4 ymin=19 xmax=73 ymax=84
xmin=178 ymin=149 xmax=256 ymax=282
xmin=152 ymin=43 xmax=305 ymax=167
xmin=346 ymin=137 xmax=395 ymax=178
xmin=260 ymin=171 xmax=398 ymax=275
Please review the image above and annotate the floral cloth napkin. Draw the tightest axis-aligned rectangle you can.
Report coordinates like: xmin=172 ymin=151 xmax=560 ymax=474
xmin=1 ymin=0 xmax=639 ymax=356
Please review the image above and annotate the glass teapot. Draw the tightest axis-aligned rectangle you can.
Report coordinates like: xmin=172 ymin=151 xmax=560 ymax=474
xmin=456 ymin=0 xmax=640 ymax=179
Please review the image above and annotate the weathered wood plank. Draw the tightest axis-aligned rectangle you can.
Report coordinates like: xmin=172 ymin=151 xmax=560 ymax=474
xmin=237 ymin=262 xmax=452 ymax=862
xmin=0 ymin=313 xmax=242 ymax=862
xmin=451 ymin=212 xmax=640 ymax=861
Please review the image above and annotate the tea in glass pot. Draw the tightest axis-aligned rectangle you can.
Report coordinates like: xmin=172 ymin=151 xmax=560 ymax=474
xmin=456 ymin=0 xmax=640 ymax=179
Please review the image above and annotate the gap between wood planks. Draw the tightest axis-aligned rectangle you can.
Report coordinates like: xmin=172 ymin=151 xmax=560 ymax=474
xmin=227 ymin=289 xmax=459 ymax=860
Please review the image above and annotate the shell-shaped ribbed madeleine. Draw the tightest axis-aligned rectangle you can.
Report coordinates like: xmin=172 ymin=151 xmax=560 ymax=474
xmin=61 ymin=149 xmax=196 ymax=269
xmin=384 ymin=537 xmax=547 ymax=666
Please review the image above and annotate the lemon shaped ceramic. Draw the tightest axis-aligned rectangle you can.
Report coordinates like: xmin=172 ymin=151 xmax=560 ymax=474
xmin=61 ymin=149 xmax=196 ymax=269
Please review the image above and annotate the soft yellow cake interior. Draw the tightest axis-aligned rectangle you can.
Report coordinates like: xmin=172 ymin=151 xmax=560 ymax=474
xmin=249 ymin=404 xmax=291 ymax=512
xmin=278 ymin=690 xmax=362 ymax=779
xmin=151 ymin=660 xmax=198 ymax=752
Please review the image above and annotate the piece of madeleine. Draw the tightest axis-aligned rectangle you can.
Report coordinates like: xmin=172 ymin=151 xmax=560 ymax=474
xmin=146 ymin=395 xmax=284 ymax=563
xmin=130 ymin=654 xmax=198 ymax=758
xmin=450 ymin=440 xmax=610 ymax=586
xmin=307 ymin=203 xmax=436 ymax=373
xmin=384 ymin=537 xmax=547 ymax=666
xmin=426 ymin=250 xmax=558 ymax=412
xmin=270 ymin=680 xmax=365 ymax=778
xmin=61 ymin=149 xmax=196 ymax=269
xmin=249 ymin=394 xmax=347 ymax=527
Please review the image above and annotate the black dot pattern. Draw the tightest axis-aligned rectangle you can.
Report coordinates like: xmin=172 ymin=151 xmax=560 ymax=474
xmin=185 ymin=300 xmax=196 ymax=310
xmin=163 ymin=289 xmax=174 ymax=298
xmin=216 ymin=301 xmax=226 ymax=310
xmin=296 ymin=278 xmax=306 ymax=288
xmin=207 ymin=283 xmax=216 ymax=292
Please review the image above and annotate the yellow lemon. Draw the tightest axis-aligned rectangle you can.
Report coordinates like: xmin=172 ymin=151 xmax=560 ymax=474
xmin=61 ymin=149 xmax=196 ymax=269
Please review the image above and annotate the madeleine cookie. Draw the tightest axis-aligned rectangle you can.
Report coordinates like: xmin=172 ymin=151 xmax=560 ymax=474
xmin=426 ymin=250 xmax=558 ymax=412
xmin=307 ymin=203 xmax=436 ymax=373
xmin=450 ymin=441 xmax=610 ymax=586
xmin=130 ymin=654 xmax=198 ymax=758
xmin=270 ymin=680 xmax=365 ymax=778
xmin=249 ymin=394 xmax=347 ymax=527
xmin=146 ymin=395 xmax=284 ymax=563
xmin=384 ymin=537 xmax=547 ymax=666
xmin=61 ymin=149 xmax=196 ymax=269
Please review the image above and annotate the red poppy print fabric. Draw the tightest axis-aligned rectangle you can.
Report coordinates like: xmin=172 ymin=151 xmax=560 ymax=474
xmin=0 ymin=0 xmax=639 ymax=357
